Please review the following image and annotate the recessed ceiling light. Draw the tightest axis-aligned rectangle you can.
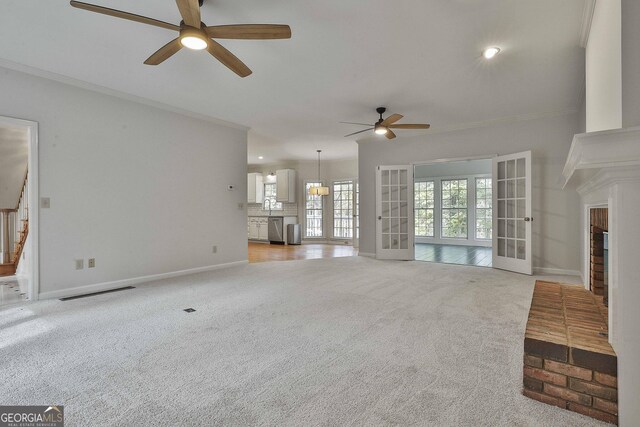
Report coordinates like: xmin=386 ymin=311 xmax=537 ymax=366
xmin=483 ymin=47 xmax=501 ymax=59
xmin=258 ymin=156 xmax=264 ymax=160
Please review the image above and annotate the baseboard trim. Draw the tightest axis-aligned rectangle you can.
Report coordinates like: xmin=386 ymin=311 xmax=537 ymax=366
xmin=533 ymin=267 xmax=581 ymax=277
xmin=358 ymin=252 xmax=375 ymax=258
xmin=38 ymin=260 xmax=249 ymax=300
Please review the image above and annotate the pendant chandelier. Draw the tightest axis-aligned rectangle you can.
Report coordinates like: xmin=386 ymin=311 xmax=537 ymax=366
xmin=309 ymin=150 xmax=330 ymax=196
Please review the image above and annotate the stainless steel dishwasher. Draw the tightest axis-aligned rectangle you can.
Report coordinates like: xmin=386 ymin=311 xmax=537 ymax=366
xmin=268 ymin=216 xmax=285 ymax=244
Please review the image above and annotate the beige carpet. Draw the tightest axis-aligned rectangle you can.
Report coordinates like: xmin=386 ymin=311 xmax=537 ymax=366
xmin=0 ymin=257 xmax=607 ymax=426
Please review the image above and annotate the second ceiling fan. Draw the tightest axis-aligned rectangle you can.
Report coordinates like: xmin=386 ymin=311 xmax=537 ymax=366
xmin=342 ymin=107 xmax=430 ymax=140
xmin=69 ymin=0 xmax=292 ymax=77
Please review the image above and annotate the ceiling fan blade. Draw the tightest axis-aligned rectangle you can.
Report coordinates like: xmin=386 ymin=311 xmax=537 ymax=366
xmin=344 ymin=128 xmax=373 ymax=137
xmin=385 ymin=130 xmax=397 ymax=140
xmin=380 ymin=114 xmax=403 ymax=127
xmin=175 ymin=0 xmax=201 ymax=27
xmin=70 ymin=1 xmax=180 ymax=31
xmin=388 ymin=124 xmax=431 ymax=129
xmin=207 ymin=39 xmax=252 ymax=77
xmin=340 ymin=121 xmax=374 ymax=126
xmin=206 ymin=24 xmax=291 ymax=40
xmin=144 ymin=38 xmax=183 ymax=65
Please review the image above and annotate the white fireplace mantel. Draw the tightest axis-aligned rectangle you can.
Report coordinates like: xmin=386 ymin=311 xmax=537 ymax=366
xmin=562 ymin=126 xmax=640 ymax=189
xmin=563 ymin=125 xmax=640 ymax=426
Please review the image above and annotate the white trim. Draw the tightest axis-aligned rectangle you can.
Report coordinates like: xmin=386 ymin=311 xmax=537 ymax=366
xmin=413 ymin=155 xmax=495 ymax=167
xmin=0 ymin=59 xmax=248 ymax=131
xmin=38 ymin=260 xmax=248 ymax=300
xmin=533 ymin=267 xmax=582 ymax=277
xmin=579 ymin=0 xmax=597 ymax=48
xmin=0 ymin=115 xmax=39 ymax=301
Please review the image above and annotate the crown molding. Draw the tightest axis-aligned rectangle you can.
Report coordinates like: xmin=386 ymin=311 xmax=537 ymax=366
xmin=0 ymin=58 xmax=249 ymax=131
xmin=579 ymin=0 xmax=596 ymax=48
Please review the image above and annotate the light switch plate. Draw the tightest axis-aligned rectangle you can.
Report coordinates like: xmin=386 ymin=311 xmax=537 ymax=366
xmin=75 ymin=259 xmax=84 ymax=270
xmin=41 ymin=197 xmax=50 ymax=209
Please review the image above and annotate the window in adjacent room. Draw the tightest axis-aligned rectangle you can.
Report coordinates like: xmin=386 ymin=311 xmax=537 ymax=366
xmin=263 ymin=183 xmax=283 ymax=211
xmin=441 ymin=179 xmax=468 ymax=238
xmin=414 ymin=181 xmax=435 ymax=237
xmin=305 ymin=181 xmax=323 ymax=237
xmin=333 ymin=180 xmax=354 ymax=238
xmin=475 ymin=178 xmax=492 ymax=239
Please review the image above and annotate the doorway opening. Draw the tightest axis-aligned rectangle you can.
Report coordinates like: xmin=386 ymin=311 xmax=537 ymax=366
xmin=413 ymin=158 xmax=492 ymax=267
xmin=0 ymin=116 xmax=38 ymax=305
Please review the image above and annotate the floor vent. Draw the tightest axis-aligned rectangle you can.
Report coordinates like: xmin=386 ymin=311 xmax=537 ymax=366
xmin=183 ymin=308 xmax=196 ymax=313
xmin=60 ymin=286 xmax=135 ymax=301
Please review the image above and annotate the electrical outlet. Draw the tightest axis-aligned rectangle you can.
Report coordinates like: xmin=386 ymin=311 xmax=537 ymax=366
xmin=88 ymin=258 xmax=96 ymax=268
xmin=238 ymin=202 xmax=244 ymax=210
xmin=75 ymin=259 xmax=84 ymax=270
xmin=212 ymin=245 xmax=217 ymax=254
xmin=41 ymin=197 xmax=51 ymax=209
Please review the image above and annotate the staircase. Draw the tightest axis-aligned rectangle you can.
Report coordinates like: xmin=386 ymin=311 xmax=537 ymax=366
xmin=0 ymin=172 xmax=28 ymax=277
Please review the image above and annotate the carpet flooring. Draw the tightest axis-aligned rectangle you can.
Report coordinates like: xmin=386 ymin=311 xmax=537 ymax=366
xmin=0 ymin=257 xmax=607 ymax=426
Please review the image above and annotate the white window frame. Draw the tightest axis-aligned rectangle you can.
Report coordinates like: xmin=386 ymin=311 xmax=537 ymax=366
xmin=304 ymin=180 xmax=324 ymax=238
xmin=475 ymin=177 xmax=493 ymax=240
xmin=263 ymin=183 xmax=283 ymax=211
xmin=414 ymin=180 xmax=435 ymax=237
xmin=441 ymin=178 xmax=469 ymax=239
xmin=413 ymin=174 xmax=492 ymax=247
xmin=333 ymin=180 xmax=354 ymax=239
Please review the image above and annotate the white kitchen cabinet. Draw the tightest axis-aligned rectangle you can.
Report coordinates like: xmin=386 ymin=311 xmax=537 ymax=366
xmin=276 ymin=169 xmax=296 ymax=203
xmin=248 ymin=217 xmax=269 ymax=241
xmin=248 ymin=173 xmax=264 ymax=204
xmin=258 ymin=218 xmax=269 ymax=240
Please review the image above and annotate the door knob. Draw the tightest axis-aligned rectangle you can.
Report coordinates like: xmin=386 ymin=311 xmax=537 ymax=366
xmin=524 ymin=217 xmax=533 ymax=222
xmin=378 ymin=216 xmax=382 ymax=220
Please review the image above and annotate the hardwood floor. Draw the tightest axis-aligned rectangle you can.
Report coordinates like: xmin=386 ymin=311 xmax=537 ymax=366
xmin=248 ymin=242 xmax=357 ymax=263
xmin=415 ymin=243 xmax=492 ymax=267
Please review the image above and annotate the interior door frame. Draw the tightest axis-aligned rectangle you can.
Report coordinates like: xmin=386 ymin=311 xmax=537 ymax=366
xmin=0 ymin=115 xmax=39 ymax=301
xmin=376 ymin=165 xmax=414 ymax=260
xmin=492 ymin=150 xmax=532 ymax=275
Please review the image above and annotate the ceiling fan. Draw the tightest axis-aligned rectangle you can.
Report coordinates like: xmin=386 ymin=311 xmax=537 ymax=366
xmin=69 ymin=0 xmax=292 ymax=77
xmin=341 ymin=107 xmax=430 ymax=140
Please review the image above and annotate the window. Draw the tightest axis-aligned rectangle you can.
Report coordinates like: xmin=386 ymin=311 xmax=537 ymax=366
xmin=475 ymin=178 xmax=492 ymax=239
xmin=305 ymin=182 xmax=323 ymax=237
xmin=441 ymin=179 xmax=468 ymax=238
xmin=263 ymin=183 xmax=282 ymax=211
xmin=414 ymin=181 xmax=435 ymax=237
xmin=333 ymin=180 xmax=354 ymax=238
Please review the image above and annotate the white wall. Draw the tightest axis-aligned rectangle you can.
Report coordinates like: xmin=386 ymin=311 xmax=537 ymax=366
xmin=585 ymin=0 xmax=622 ymax=132
xmin=622 ymin=0 xmax=640 ymax=128
xmin=414 ymin=159 xmax=491 ymax=179
xmin=359 ymin=112 xmax=582 ymax=273
xmin=0 ymin=66 xmax=248 ymax=298
xmin=248 ymin=158 xmax=358 ymax=241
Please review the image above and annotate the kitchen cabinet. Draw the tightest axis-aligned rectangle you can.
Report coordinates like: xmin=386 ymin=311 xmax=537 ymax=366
xmin=248 ymin=173 xmax=264 ymax=204
xmin=276 ymin=169 xmax=296 ymax=203
xmin=248 ymin=217 xmax=269 ymax=241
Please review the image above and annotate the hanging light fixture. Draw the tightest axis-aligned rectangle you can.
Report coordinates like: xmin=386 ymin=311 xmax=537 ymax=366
xmin=309 ymin=150 xmax=330 ymax=196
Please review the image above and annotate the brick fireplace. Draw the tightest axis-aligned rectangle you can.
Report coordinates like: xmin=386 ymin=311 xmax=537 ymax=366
xmin=589 ymin=208 xmax=608 ymax=303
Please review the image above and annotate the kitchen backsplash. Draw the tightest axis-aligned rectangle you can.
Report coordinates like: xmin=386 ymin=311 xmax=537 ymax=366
xmin=248 ymin=203 xmax=298 ymax=217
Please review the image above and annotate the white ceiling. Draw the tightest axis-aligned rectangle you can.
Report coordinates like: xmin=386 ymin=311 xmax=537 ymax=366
xmin=0 ymin=125 xmax=28 ymax=208
xmin=0 ymin=0 xmax=586 ymax=164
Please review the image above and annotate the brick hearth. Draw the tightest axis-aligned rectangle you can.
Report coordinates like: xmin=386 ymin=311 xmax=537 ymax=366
xmin=523 ymin=281 xmax=617 ymax=424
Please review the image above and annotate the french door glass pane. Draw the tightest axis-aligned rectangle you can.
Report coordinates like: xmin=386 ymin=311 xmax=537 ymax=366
xmin=496 ymin=159 xmax=525 ymax=259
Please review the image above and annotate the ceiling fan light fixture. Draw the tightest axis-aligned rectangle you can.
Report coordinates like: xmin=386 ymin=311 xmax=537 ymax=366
xmin=374 ymin=125 xmax=388 ymax=135
xmin=181 ymin=34 xmax=208 ymax=50
xmin=483 ymin=46 xmax=500 ymax=59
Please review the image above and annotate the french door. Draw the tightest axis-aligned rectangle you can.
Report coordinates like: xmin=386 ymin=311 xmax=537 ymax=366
xmin=376 ymin=166 xmax=414 ymax=260
xmin=492 ymin=151 xmax=532 ymax=275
